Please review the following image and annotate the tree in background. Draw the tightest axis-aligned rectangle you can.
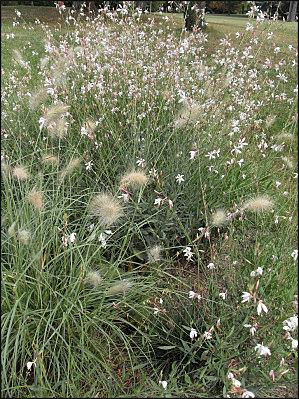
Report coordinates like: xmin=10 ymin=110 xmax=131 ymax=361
xmin=185 ymin=1 xmax=206 ymax=31
xmin=206 ymin=1 xmax=245 ymax=15
xmin=255 ymin=1 xmax=297 ymax=19
xmin=287 ymin=1 xmax=297 ymax=21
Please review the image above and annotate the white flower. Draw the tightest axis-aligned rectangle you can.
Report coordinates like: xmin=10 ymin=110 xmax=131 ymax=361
xmin=85 ymin=160 xmax=93 ymax=171
xmin=175 ymin=174 xmax=185 ymax=184
xmin=159 ymin=380 xmax=167 ymax=389
xmin=227 ymin=373 xmax=241 ymax=387
xmin=232 ymin=378 xmax=241 ymax=388
xmin=283 ymin=316 xmax=298 ymax=332
xmin=183 ymin=246 xmax=194 ymax=261
xmin=241 ymin=292 xmax=252 ymax=303
xmin=242 ymin=390 xmax=255 ymax=398
xmin=250 ymin=326 xmax=256 ymax=336
xmin=291 ymin=249 xmax=298 ymax=261
xmin=243 ymin=324 xmax=256 ymax=336
xmin=98 ymin=233 xmax=108 ymax=248
xmin=87 ymin=223 xmax=94 ymax=232
xmin=255 ymin=343 xmax=271 ymax=357
xmin=227 ymin=372 xmax=234 ymax=380
xmin=154 ymin=197 xmax=163 ymax=206
xmin=99 ymin=230 xmax=112 ymax=247
xmin=189 ymin=290 xmax=200 ymax=300
xmin=207 ymin=262 xmax=216 ymax=270
xmin=256 ymin=267 xmax=263 ymax=275
xmin=189 ymin=150 xmax=197 ymax=160
xmin=251 ymin=267 xmax=263 ymax=277
xmin=257 ymin=300 xmax=268 ymax=316
xmin=190 ymin=327 xmax=198 ymax=340
xmin=39 ymin=116 xmax=45 ymax=130
xmin=26 ymin=360 xmax=36 ymax=371
xmin=136 ymin=158 xmax=145 ymax=168
xmin=68 ymin=232 xmax=76 ymax=243
xmin=149 ymin=168 xmax=158 ymax=178
xmin=118 ymin=193 xmax=130 ymax=203
xmin=203 ymin=331 xmax=212 ymax=340
xmin=269 ymin=369 xmax=275 ymax=381
xmin=219 ymin=292 xmax=226 ymax=300
xmin=290 ymin=338 xmax=298 ymax=350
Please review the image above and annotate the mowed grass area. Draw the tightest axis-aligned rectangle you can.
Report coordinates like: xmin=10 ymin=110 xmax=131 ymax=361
xmin=1 ymin=5 xmax=298 ymax=398
xmin=2 ymin=7 xmax=297 ymax=66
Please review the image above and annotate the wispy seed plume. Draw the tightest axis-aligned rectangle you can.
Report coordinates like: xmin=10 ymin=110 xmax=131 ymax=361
xmin=17 ymin=229 xmax=31 ymax=245
xmin=42 ymin=154 xmax=59 ymax=166
xmin=85 ymin=271 xmax=102 ymax=288
xmin=119 ymin=170 xmax=148 ymax=190
xmin=29 ymin=88 xmax=48 ymax=110
xmin=12 ymin=165 xmax=29 ymax=182
xmin=242 ymin=196 xmax=274 ymax=213
xmin=58 ymin=158 xmax=81 ymax=181
xmin=147 ymin=245 xmax=162 ymax=263
xmin=28 ymin=188 xmax=44 ymax=211
xmin=43 ymin=102 xmax=70 ymax=126
xmin=106 ymin=280 xmax=132 ymax=296
xmin=89 ymin=193 xmax=123 ymax=227
xmin=211 ymin=209 xmax=227 ymax=227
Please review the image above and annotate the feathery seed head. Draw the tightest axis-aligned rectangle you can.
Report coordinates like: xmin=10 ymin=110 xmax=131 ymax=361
xmin=43 ymin=103 xmax=70 ymax=126
xmin=1 ymin=216 xmax=7 ymax=227
xmin=58 ymin=158 xmax=81 ymax=181
xmin=40 ymin=56 xmax=49 ymax=69
xmin=42 ymin=154 xmax=59 ymax=165
xmin=8 ymin=222 xmax=17 ymax=237
xmin=147 ymin=245 xmax=162 ymax=263
xmin=107 ymin=280 xmax=132 ymax=296
xmin=29 ymin=89 xmax=48 ymax=110
xmin=281 ymin=156 xmax=294 ymax=169
xmin=242 ymin=196 xmax=274 ymax=212
xmin=12 ymin=165 xmax=29 ymax=182
xmin=81 ymin=119 xmax=97 ymax=140
xmin=28 ymin=189 xmax=44 ymax=211
xmin=17 ymin=229 xmax=31 ymax=245
xmin=276 ymin=133 xmax=295 ymax=142
xmin=13 ymin=49 xmax=25 ymax=67
xmin=265 ymin=114 xmax=276 ymax=128
xmin=89 ymin=193 xmax=123 ymax=227
xmin=174 ymin=101 xmax=201 ymax=129
xmin=211 ymin=209 xmax=227 ymax=227
xmin=85 ymin=271 xmax=102 ymax=288
xmin=47 ymin=118 xmax=68 ymax=139
xmin=119 ymin=170 xmax=148 ymax=190
xmin=1 ymin=162 xmax=11 ymax=176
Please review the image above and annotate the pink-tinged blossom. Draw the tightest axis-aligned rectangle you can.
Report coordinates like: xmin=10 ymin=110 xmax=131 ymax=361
xmin=254 ymin=343 xmax=271 ymax=357
xmin=241 ymin=292 xmax=252 ymax=303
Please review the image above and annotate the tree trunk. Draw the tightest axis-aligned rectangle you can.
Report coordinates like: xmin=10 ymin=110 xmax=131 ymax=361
xmin=287 ymin=1 xmax=297 ymax=22
xmin=87 ymin=1 xmax=97 ymax=12
xmin=185 ymin=1 xmax=206 ymax=32
xmin=227 ymin=1 xmax=231 ymax=16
